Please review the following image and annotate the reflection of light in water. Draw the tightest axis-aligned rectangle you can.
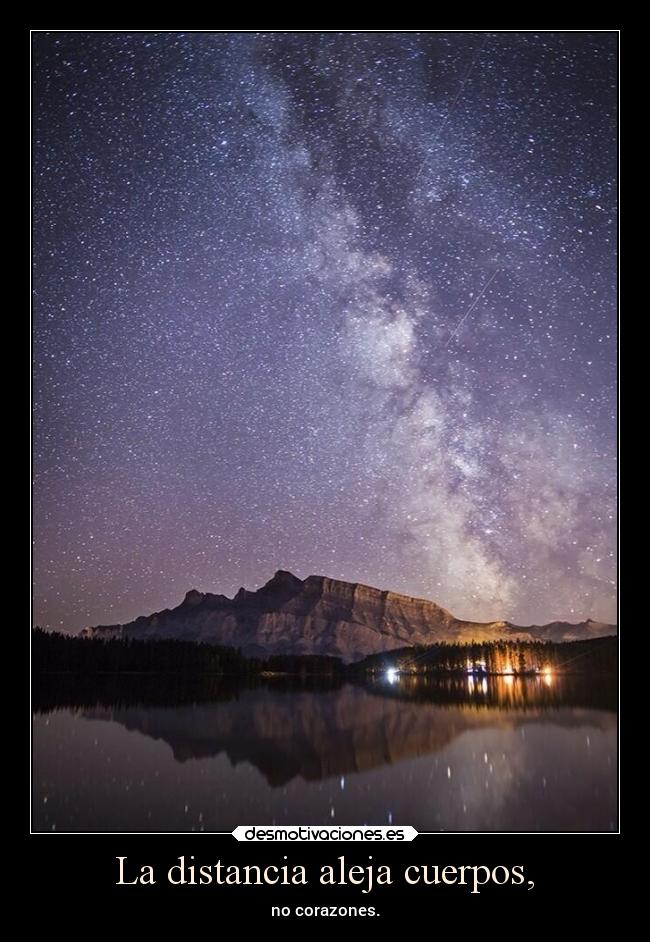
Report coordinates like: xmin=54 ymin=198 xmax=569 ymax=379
xmin=503 ymin=674 xmax=514 ymax=686
xmin=386 ymin=667 xmax=398 ymax=684
xmin=542 ymin=666 xmax=554 ymax=687
xmin=467 ymin=675 xmax=489 ymax=695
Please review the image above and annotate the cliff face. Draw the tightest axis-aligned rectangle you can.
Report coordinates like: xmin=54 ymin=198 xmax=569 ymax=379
xmin=81 ymin=569 xmax=616 ymax=662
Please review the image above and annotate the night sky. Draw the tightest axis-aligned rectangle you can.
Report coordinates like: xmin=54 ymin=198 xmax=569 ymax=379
xmin=33 ymin=31 xmax=617 ymax=632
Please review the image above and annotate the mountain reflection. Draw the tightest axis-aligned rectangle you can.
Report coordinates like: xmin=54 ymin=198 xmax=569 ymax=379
xmin=34 ymin=675 xmax=617 ymax=788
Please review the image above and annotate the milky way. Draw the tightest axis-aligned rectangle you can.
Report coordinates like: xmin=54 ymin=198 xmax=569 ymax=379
xmin=32 ymin=31 xmax=618 ymax=631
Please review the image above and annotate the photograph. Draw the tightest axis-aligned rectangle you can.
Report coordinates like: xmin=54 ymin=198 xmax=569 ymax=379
xmin=31 ymin=29 xmax=618 ymax=835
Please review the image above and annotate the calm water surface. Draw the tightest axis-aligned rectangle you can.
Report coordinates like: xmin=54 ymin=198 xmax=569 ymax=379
xmin=32 ymin=674 xmax=617 ymax=832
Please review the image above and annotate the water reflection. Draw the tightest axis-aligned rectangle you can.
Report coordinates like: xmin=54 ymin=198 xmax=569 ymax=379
xmin=368 ymin=671 xmax=615 ymax=711
xmin=467 ymin=675 xmax=488 ymax=695
xmin=33 ymin=675 xmax=617 ymax=832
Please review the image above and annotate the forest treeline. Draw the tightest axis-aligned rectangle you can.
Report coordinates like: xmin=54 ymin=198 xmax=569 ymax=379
xmin=31 ymin=628 xmax=343 ymax=675
xmin=357 ymin=636 xmax=617 ymax=675
xmin=32 ymin=627 xmax=617 ymax=676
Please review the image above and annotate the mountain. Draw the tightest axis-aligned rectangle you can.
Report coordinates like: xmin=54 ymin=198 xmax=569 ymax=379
xmin=80 ymin=569 xmax=616 ymax=663
xmin=521 ymin=618 xmax=615 ymax=642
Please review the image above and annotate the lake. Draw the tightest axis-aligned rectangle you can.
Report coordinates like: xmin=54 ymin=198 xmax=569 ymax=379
xmin=32 ymin=673 xmax=617 ymax=833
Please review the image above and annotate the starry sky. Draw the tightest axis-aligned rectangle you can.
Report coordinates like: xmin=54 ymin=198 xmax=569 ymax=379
xmin=33 ymin=31 xmax=617 ymax=632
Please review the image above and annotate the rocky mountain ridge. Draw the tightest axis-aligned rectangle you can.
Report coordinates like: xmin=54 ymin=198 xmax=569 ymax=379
xmin=81 ymin=569 xmax=616 ymax=663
